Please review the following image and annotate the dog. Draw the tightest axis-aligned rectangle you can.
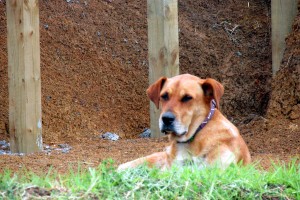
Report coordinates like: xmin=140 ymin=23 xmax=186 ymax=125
xmin=118 ymin=74 xmax=251 ymax=170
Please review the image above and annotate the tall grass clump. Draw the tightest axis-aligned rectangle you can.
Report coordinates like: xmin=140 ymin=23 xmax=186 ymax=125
xmin=0 ymin=159 xmax=299 ymax=199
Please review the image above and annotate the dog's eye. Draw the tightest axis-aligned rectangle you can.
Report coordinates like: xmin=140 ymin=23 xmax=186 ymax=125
xmin=181 ymin=95 xmax=193 ymax=103
xmin=161 ymin=93 xmax=169 ymax=101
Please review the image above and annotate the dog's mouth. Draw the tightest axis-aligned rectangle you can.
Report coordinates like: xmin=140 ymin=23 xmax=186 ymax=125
xmin=162 ymin=130 xmax=173 ymax=135
xmin=159 ymin=117 xmax=188 ymax=136
xmin=162 ymin=130 xmax=187 ymax=136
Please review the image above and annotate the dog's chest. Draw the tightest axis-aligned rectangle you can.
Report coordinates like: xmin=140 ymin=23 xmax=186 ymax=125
xmin=168 ymin=144 xmax=207 ymax=167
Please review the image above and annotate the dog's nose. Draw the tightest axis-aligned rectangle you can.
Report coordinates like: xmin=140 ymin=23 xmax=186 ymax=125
xmin=162 ymin=112 xmax=175 ymax=126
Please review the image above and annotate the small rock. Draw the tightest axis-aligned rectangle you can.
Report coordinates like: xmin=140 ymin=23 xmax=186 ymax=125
xmin=44 ymin=24 xmax=49 ymax=30
xmin=139 ymin=128 xmax=151 ymax=138
xmin=0 ymin=140 xmax=9 ymax=150
xmin=101 ymin=132 xmax=119 ymax=141
xmin=42 ymin=144 xmax=72 ymax=154
xmin=43 ymin=145 xmax=52 ymax=153
xmin=0 ymin=140 xmax=7 ymax=146
xmin=58 ymin=144 xmax=69 ymax=149
xmin=236 ymin=51 xmax=242 ymax=56
xmin=0 ymin=150 xmax=6 ymax=155
xmin=57 ymin=144 xmax=72 ymax=153
xmin=46 ymin=96 xmax=52 ymax=101
xmin=61 ymin=148 xmax=70 ymax=153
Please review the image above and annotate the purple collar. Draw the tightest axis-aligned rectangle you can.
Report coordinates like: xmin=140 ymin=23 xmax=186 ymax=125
xmin=178 ymin=99 xmax=216 ymax=143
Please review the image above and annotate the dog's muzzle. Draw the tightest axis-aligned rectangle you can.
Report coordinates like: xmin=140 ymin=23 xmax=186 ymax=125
xmin=160 ymin=112 xmax=186 ymax=135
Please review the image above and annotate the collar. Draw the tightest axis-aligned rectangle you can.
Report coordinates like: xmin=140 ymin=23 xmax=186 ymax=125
xmin=177 ymin=99 xmax=216 ymax=144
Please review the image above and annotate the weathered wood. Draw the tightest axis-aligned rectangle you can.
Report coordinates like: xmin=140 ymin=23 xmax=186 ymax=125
xmin=7 ymin=0 xmax=43 ymax=153
xmin=272 ymin=0 xmax=298 ymax=75
xmin=147 ymin=0 xmax=179 ymax=137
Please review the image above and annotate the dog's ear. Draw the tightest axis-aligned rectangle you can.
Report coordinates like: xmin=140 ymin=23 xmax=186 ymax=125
xmin=202 ymin=78 xmax=224 ymax=109
xmin=147 ymin=77 xmax=167 ymax=109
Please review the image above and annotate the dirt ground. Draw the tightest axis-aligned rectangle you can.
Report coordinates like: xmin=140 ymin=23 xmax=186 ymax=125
xmin=0 ymin=0 xmax=299 ymax=173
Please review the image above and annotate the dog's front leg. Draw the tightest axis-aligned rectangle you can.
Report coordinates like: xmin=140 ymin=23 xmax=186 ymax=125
xmin=118 ymin=152 xmax=171 ymax=171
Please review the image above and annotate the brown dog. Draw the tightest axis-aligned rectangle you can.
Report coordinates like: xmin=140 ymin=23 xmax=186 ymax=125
xmin=118 ymin=74 xmax=251 ymax=170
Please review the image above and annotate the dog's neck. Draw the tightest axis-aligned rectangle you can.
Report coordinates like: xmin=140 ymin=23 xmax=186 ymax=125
xmin=177 ymin=99 xmax=216 ymax=144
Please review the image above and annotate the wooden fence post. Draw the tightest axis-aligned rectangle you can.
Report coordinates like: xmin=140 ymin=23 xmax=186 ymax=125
xmin=272 ymin=0 xmax=298 ymax=75
xmin=6 ymin=0 xmax=43 ymax=153
xmin=147 ymin=0 xmax=179 ymax=137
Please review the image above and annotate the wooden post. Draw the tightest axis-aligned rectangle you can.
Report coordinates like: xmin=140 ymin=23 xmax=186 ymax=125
xmin=272 ymin=0 xmax=298 ymax=75
xmin=6 ymin=0 xmax=43 ymax=153
xmin=147 ymin=0 xmax=179 ymax=137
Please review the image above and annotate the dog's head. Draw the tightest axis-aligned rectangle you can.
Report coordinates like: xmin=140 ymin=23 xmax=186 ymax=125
xmin=147 ymin=74 xmax=224 ymax=142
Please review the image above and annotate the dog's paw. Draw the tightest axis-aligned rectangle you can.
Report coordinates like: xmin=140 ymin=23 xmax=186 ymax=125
xmin=117 ymin=162 xmax=132 ymax=171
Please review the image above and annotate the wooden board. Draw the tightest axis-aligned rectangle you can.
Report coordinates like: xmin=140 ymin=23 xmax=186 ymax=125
xmin=6 ymin=0 xmax=43 ymax=153
xmin=271 ymin=0 xmax=298 ymax=75
xmin=147 ymin=0 xmax=179 ymax=137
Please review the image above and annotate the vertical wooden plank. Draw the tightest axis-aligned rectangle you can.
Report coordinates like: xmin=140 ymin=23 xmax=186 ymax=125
xmin=272 ymin=0 xmax=298 ymax=75
xmin=7 ymin=0 xmax=43 ymax=153
xmin=147 ymin=0 xmax=179 ymax=137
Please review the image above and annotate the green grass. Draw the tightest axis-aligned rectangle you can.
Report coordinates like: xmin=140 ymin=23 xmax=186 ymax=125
xmin=0 ymin=160 xmax=299 ymax=199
